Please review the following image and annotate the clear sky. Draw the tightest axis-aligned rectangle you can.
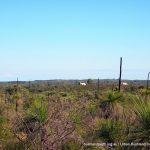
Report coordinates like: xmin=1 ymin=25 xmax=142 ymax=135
xmin=0 ymin=0 xmax=150 ymax=81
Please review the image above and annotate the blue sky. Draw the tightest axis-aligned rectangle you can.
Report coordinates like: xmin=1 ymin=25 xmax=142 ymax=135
xmin=0 ymin=0 xmax=150 ymax=81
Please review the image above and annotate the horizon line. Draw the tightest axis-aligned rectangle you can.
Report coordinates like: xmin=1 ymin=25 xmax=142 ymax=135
xmin=0 ymin=78 xmax=148 ymax=82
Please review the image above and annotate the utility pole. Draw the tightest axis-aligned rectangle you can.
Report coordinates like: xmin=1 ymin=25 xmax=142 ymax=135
xmin=98 ymin=78 xmax=100 ymax=91
xmin=147 ymin=72 xmax=150 ymax=90
xmin=118 ymin=57 xmax=122 ymax=92
xmin=29 ymin=80 xmax=31 ymax=89
xmin=17 ymin=77 xmax=19 ymax=90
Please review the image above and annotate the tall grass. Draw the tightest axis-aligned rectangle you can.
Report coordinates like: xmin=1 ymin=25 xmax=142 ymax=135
xmin=128 ymin=96 xmax=150 ymax=143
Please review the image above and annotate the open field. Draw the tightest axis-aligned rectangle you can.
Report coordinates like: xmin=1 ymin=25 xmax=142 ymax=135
xmin=1 ymin=0 xmax=150 ymax=149
xmin=0 ymin=80 xmax=150 ymax=149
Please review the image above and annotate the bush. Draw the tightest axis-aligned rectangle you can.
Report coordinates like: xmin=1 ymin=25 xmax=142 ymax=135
xmin=94 ymin=119 xmax=126 ymax=143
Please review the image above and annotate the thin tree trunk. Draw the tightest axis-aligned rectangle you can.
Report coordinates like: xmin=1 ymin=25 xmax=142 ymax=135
xmin=98 ymin=78 xmax=100 ymax=91
xmin=119 ymin=57 xmax=122 ymax=92
xmin=147 ymin=72 xmax=150 ymax=90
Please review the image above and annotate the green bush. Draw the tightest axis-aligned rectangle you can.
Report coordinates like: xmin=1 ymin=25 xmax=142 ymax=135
xmin=94 ymin=119 xmax=125 ymax=143
xmin=29 ymin=97 xmax=48 ymax=124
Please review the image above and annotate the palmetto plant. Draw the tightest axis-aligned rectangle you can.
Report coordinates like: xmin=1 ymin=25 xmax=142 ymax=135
xmin=129 ymin=96 xmax=150 ymax=143
xmin=99 ymin=91 xmax=124 ymax=119
xmin=93 ymin=119 xmax=126 ymax=144
xmin=30 ymin=97 xmax=48 ymax=124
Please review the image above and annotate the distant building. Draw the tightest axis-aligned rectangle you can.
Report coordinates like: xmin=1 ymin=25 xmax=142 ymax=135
xmin=122 ymin=82 xmax=128 ymax=86
xmin=79 ymin=82 xmax=86 ymax=86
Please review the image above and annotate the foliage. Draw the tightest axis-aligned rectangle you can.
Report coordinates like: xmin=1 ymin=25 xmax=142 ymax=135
xmin=128 ymin=96 xmax=150 ymax=143
xmin=94 ymin=119 xmax=126 ymax=143
xmin=61 ymin=141 xmax=81 ymax=150
xmin=0 ymin=83 xmax=149 ymax=149
xmin=29 ymin=97 xmax=48 ymax=124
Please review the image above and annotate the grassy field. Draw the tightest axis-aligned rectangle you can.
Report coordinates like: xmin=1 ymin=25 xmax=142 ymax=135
xmin=0 ymin=80 xmax=150 ymax=150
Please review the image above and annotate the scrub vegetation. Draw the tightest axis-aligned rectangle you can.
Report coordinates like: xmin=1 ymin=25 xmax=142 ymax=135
xmin=0 ymin=80 xmax=149 ymax=150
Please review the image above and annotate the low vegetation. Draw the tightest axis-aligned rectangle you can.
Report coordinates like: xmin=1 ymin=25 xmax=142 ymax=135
xmin=0 ymin=81 xmax=149 ymax=150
